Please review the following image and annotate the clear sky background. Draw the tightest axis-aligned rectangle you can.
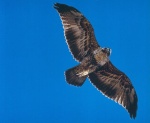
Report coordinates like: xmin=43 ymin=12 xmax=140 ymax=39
xmin=0 ymin=0 xmax=150 ymax=123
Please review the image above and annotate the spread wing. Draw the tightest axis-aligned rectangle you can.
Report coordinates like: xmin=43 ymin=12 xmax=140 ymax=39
xmin=88 ymin=61 xmax=138 ymax=118
xmin=54 ymin=3 xmax=100 ymax=62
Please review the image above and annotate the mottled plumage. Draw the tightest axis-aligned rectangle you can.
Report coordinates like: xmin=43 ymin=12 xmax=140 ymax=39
xmin=54 ymin=3 xmax=138 ymax=119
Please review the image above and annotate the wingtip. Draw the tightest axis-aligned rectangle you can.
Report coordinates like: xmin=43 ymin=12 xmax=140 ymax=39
xmin=53 ymin=3 xmax=80 ymax=13
xmin=53 ymin=3 xmax=66 ymax=9
xmin=130 ymin=114 xmax=136 ymax=119
xmin=53 ymin=3 xmax=59 ymax=9
xmin=129 ymin=112 xmax=135 ymax=119
xmin=129 ymin=95 xmax=138 ymax=119
xmin=53 ymin=3 xmax=67 ymax=11
xmin=129 ymin=110 xmax=137 ymax=119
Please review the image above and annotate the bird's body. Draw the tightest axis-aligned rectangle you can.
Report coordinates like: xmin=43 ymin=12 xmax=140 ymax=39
xmin=54 ymin=3 xmax=138 ymax=119
xmin=66 ymin=47 xmax=111 ymax=86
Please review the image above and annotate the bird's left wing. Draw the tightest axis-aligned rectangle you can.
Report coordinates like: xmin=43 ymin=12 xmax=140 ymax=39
xmin=88 ymin=61 xmax=138 ymax=118
xmin=54 ymin=3 xmax=100 ymax=62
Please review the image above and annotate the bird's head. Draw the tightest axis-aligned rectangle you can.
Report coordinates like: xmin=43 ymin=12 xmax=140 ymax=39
xmin=101 ymin=47 xmax=112 ymax=56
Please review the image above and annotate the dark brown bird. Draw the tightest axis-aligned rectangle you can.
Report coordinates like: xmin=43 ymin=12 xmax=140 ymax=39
xmin=54 ymin=3 xmax=138 ymax=118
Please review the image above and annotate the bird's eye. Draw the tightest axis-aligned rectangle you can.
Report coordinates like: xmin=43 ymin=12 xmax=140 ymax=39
xmin=102 ymin=48 xmax=107 ymax=53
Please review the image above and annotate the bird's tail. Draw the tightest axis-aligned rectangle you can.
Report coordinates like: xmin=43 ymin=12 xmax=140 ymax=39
xmin=65 ymin=64 xmax=88 ymax=86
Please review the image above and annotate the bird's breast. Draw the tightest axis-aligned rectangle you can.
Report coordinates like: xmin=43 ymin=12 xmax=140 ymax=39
xmin=93 ymin=51 xmax=109 ymax=66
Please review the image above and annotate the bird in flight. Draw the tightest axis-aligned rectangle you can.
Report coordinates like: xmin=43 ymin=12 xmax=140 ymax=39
xmin=54 ymin=3 xmax=138 ymax=118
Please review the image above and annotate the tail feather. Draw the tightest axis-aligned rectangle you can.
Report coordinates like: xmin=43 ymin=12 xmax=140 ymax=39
xmin=65 ymin=65 xmax=87 ymax=86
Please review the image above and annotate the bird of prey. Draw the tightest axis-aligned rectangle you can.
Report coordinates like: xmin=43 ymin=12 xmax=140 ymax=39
xmin=54 ymin=3 xmax=138 ymax=118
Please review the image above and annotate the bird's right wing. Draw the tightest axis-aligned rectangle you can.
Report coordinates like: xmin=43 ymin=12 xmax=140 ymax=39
xmin=54 ymin=3 xmax=100 ymax=62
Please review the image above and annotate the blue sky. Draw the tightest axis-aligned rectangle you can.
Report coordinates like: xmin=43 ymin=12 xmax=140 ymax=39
xmin=0 ymin=0 xmax=150 ymax=123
